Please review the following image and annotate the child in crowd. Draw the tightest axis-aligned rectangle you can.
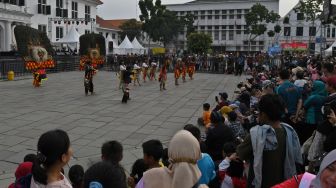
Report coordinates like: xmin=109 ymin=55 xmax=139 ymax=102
xmin=23 ymin=153 xmax=37 ymax=163
xmin=130 ymin=159 xmax=149 ymax=184
xmin=84 ymin=161 xmax=127 ymax=188
xmin=101 ymin=140 xmax=123 ymax=165
xmin=142 ymin=139 xmax=164 ymax=169
xmin=8 ymin=162 xmax=33 ymax=188
xmin=198 ymin=103 xmax=211 ymax=128
xmin=226 ymin=111 xmax=246 ymax=141
xmin=68 ymin=164 xmax=84 ymax=188
xmin=219 ymin=142 xmax=246 ymax=188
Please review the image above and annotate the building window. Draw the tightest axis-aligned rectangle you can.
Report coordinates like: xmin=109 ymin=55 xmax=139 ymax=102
xmin=243 ymin=41 xmax=248 ymax=45
xmin=200 ymin=16 xmax=205 ymax=20
xmin=309 ymin=43 xmax=315 ymax=52
xmin=72 ymin=1 xmax=78 ymax=19
xmin=201 ymin=10 xmax=205 ymax=15
xmin=222 ymin=15 xmax=226 ymax=19
xmin=215 ymin=10 xmax=220 ymax=14
xmin=38 ymin=25 xmax=47 ymax=34
xmin=332 ymin=28 xmax=336 ymax=38
xmin=215 ymin=15 xmax=220 ymax=19
xmin=85 ymin=5 xmax=91 ymax=20
xmin=222 ymin=10 xmax=227 ymax=14
xmin=215 ymin=26 xmax=219 ymax=30
xmin=208 ymin=15 xmax=212 ymax=19
xmin=56 ymin=27 xmax=63 ymax=40
xmin=85 ymin=30 xmax=90 ymax=34
xmin=259 ymin=41 xmax=264 ymax=45
xmin=236 ymin=30 xmax=241 ymax=34
xmin=207 ymin=10 xmax=212 ymax=14
xmin=296 ymin=27 xmax=303 ymax=36
xmin=194 ymin=11 xmax=198 ymax=14
xmin=244 ymin=9 xmax=249 ymax=13
xmin=7 ymin=0 xmax=25 ymax=6
xmin=327 ymin=27 xmax=331 ymax=38
xmin=229 ymin=10 xmax=234 ymax=14
xmin=214 ymin=31 xmax=219 ymax=40
xmin=297 ymin=13 xmax=304 ymax=20
xmin=180 ymin=11 xmax=184 ymax=15
xmin=237 ymin=15 xmax=242 ymax=19
xmin=229 ymin=30 xmax=234 ymax=40
xmin=222 ymin=25 xmax=226 ymax=30
xmin=200 ymin=26 xmax=205 ymax=30
xmin=236 ymin=25 xmax=241 ymax=30
xmin=284 ymin=27 xmax=291 ymax=36
xmin=221 ymin=31 xmax=226 ymax=40
xmin=207 ymin=26 xmax=212 ymax=30
xmin=229 ymin=15 xmax=234 ymax=19
xmin=229 ymin=25 xmax=234 ymax=30
xmin=38 ymin=0 xmax=50 ymax=15
xmin=56 ymin=0 xmax=63 ymax=8
xmin=309 ymin=27 xmax=316 ymax=36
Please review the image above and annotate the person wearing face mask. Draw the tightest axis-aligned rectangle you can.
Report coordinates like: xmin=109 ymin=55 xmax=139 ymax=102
xmin=272 ymin=149 xmax=336 ymax=188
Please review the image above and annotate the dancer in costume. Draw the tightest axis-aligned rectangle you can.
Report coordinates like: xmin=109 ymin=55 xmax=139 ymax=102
xmin=133 ymin=64 xmax=141 ymax=86
xmin=149 ymin=62 xmax=157 ymax=81
xmin=174 ymin=58 xmax=182 ymax=86
xmin=142 ymin=62 xmax=149 ymax=82
xmin=187 ymin=57 xmax=196 ymax=80
xmin=118 ymin=63 xmax=126 ymax=90
xmin=159 ymin=59 xmax=169 ymax=91
xmin=181 ymin=60 xmax=187 ymax=83
xmin=84 ymin=60 xmax=96 ymax=95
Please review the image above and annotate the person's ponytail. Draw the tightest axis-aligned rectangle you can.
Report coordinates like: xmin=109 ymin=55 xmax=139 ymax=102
xmin=32 ymin=152 xmax=48 ymax=185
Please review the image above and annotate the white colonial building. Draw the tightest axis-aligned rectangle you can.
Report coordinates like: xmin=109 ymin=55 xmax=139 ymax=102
xmin=0 ymin=0 xmax=120 ymax=52
xmin=166 ymin=0 xmax=280 ymax=52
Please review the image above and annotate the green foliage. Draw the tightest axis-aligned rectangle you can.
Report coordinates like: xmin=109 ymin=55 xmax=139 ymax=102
xmin=181 ymin=13 xmax=196 ymax=36
xmin=294 ymin=0 xmax=322 ymax=23
xmin=14 ymin=25 xmax=54 ymax=57
xmin=274 ymin=25 xmax=281 ymax=33
xmin=139 ymin=0 xmax=185 ymax=45
xmin=187 ymin=32 xmax=212 ymax=54
xmin=283 ymin=17 xmax=289 ymax=24
xmin=267 ymin=30 xmax=275 ymax=37
xmin=118 ymin=19 xmax=142 ymax=40
xmin=245 ymin=3 xmax=280 ymax=40
xmin=79 ymin=33 xmax=106 ymax=56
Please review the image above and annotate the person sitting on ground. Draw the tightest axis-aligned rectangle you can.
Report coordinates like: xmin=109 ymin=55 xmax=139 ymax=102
xmin=237 ymin=94 xmax=303 ymax=188
xmin=23 ymin=154 xmax=37 ymax=163
xmin=101 ymin=140 xmax=123 ymax=165
xmin=219 ymin=142 xmax=246 ymax=188
xmin=128 ymin=159 xmax=149 ymax=188
xmin=198 ymin=103 xmax=211 ymax=128
xmin=226 ymin=111 xmax=246 ymax=141
xmin=8 ymin=162 xmax=33 ymax=188
xmin=272 ymin=149 xmax=336 ymax=188
xmin=68 ymin=164 xmax=84 ymax=188
xmin=31 ymin=129 xmax=73 ymax=187
xmin=184 ymin=124 xmax=216 ymax=185
xmin=214 ymin=92 xmax=230 ymax=111
xmin=83 ymin=161 xmax=127 ymax=188
xmin=141 ymin=139 xmax=164 ymax=169
xmin=206 ymin=111 xmax=235 ymax=162
xmin=136 ymin=130 xmax=208 ymax=188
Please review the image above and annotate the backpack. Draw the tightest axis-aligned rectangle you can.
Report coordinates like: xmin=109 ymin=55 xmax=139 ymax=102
xmin=14 ymin=174 xmax=32 ymax=188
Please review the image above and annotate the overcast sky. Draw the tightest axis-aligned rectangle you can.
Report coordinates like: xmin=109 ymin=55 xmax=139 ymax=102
xmin=97 ymin=0 xmax=299 ymax=20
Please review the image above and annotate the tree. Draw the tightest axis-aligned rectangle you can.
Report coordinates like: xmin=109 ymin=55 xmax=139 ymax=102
xmin=139 ymin=0 xmax=184 ymax=46
xmin=118 ymin=19 xmax=142 ymax=40
xmin=187 ymin=32 xmax=212 ymax=54
xmin=181 ymin=13 xmax=196 ymax=36
xmin=267 ymin=30 xmax=275 ymax=37
xmin=245 ymin=3 xmax=280 ymax=51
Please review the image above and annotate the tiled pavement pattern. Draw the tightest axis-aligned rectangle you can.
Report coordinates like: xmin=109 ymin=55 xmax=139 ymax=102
xmin=0 ymin=71 xmax=244 ymax=187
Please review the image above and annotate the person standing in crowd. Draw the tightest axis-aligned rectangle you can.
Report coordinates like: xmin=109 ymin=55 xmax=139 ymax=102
xmin=276 ymin=69 xmax=302 ymax=124
xmin=174 ymin=58 xmax=181 ymax=86
xmin=118 ymin=62 xmax=126 ymax=89
xmin=133 ymin=64 xmax=142 ymax=86
xmin=101 ymin=140 xmax=123 ymax=165
xmin=135 ymin=130 xmax=207 ymax=188
xmin=237 ymin=94 xmax=302 ymax=188
xmin=149 ymin=62 xmax=157 ymax=81
xmin=181 ymin=60 xmax=187 ymax=83
xmin=301 ymin=81 xmax=327 ymax=142
xmin=142 ymin=62 xmax=149 ymax=82
xmin=206 ymin=111 xmax=235 ymax=162
xmin=30 ymin=129 xmax=73 ymax=187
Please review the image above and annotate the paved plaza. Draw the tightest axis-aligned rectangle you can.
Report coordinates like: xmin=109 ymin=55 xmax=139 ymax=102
xmin=0 ymin=71 xmax=243 ymax=187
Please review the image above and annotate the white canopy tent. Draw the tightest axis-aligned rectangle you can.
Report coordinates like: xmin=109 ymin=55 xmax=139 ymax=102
xmin=325 ymin=40 xmax=336 ymax=57
xmin=54 ymin=26 xmax=80 ymax=52
xmin=131 ymin=37 xmax=146 ymax=54
xmin=115 ymin=35 xmax=134 ymax=55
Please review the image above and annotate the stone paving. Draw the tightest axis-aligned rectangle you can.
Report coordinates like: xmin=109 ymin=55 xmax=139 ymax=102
xmin=0 ymin=71 xmax=244 ymax=187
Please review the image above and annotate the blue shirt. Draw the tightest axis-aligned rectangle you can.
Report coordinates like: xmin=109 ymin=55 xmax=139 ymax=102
xmin=197 ymin=153 xmax=216 ymax=184
xmin=276 ymin=80 xmax=302 ymax=115
xmin=304 ymin=95 xmax=325 ymax=124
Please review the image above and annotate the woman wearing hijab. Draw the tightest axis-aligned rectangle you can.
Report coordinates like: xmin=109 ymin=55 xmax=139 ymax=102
xmin=301 ymin=80 xmax=327 ymax=142
xmin=135 ymin=130 xmax=207 ymax=188
xmin=272 ymin=149 xmax=336 ymax=188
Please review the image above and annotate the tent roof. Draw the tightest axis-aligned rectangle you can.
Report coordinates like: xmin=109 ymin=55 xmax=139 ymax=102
xmin=118 ymin=35 xmax=133 ymax=49
xmin=132 ymin=37 xmax=145 ymax=49
xmin=54 ymin=27 xmax=80 ymax=43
